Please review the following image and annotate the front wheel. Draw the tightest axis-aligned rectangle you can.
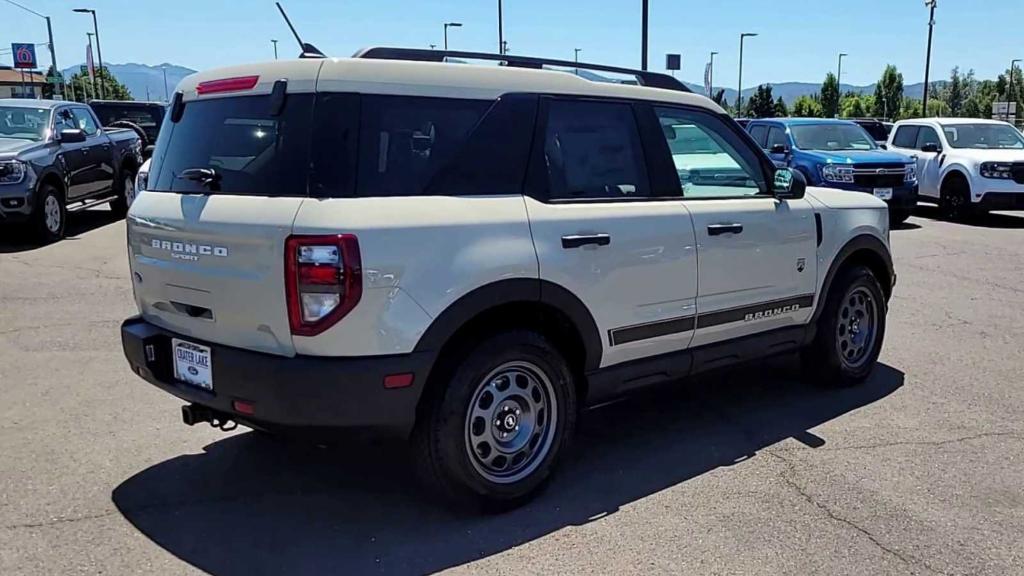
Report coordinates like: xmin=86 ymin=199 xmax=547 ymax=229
xmin=412 ymin=331 xmax=577 ymax=510
xmin=802 ymin=265 xmax=887 ymax=387
xmin=32 ymin=184 xmax=66 ymax=243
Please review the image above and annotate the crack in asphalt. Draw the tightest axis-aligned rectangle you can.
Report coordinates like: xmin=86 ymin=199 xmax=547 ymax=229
xmin=766 ymin=450 xmax=950 ymax=576
xmin=773 ymin=431 xmax=1024 ymax=453
xmin=1 ymin=509 xmax=120 ymax=531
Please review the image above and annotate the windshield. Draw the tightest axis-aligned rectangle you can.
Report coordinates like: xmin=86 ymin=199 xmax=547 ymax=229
xmin=0 ymin=106 xmax=50 ymax=141
xmin=790 ymin=123 xmax=877 ymax=151
xmin=941 ymin=123 xmax=1024 ymax=149
xmin=92 ymin=105 xmax=166 ymax=130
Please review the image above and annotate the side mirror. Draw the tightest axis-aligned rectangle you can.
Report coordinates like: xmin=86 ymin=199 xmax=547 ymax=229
xmin=770 ymin=143 xmax=790 ymax=155
xmin=772 ymin=167 xmax=806 ymax=200
xmin=921 ymin=142 xmax=941 ymax=153
xmin=58 ymin=129 xmax=87 ymax=144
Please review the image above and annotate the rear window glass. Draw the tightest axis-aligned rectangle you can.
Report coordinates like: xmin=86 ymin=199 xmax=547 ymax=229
xmin=91 ymin=105 xmax=165 ymax=129
xmin=149 ymin=94 xmax=314 ymax=196
xmin=356 ymin=96 xmax=490 ymax=197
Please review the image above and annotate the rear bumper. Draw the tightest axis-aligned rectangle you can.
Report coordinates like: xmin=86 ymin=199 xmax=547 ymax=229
xmin=121 ymin=316 xmax=434 ymax=437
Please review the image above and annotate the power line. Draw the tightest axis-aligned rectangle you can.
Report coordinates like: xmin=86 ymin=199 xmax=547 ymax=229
xmin=1 ymin=0 xmax=46 ymax=19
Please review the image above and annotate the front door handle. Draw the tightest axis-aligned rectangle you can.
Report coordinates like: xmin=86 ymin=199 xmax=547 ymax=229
xmin=562 ymin=234 xmax=611 ymax=249
xmin=707 ymin=223 xmax=743 ymax=236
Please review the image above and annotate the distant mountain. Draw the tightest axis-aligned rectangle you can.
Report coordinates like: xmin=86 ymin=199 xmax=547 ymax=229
xmin=61 ymin=63 xmax=196 ymax=101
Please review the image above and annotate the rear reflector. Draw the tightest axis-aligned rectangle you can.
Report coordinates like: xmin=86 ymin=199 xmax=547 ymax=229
xmin=196 ymin=75 xmax=260 ymax=95
xmin=232 ymin=400 xmax=255 ymax=415
xmin=383 ymin=373 xmax=415 ymax=389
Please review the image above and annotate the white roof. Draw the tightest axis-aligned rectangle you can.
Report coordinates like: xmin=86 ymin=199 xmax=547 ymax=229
xmin=176 ymin=56 xmax=722 ymax=113
xmin=896 ymin=117 xmax=1013 ymax=127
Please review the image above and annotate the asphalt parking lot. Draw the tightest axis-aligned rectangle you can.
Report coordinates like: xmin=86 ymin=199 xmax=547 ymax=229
xmin=1 ymin=206 xmax=1023 ymax=575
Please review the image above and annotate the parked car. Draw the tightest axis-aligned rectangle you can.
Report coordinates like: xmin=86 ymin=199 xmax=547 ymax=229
xmin=852 ymin=118 xmax=892 ymax=146
xmin=120 ymin=49 xmax=894 ymax=509
xmin=747 ymin=118 xmax=918 ymax=225
xmin=887 ymin=118 xmax=1024 ymax=220
xmin=89 ymin=100 xmax=166 ymax=159
xmin=0 ymin=99 xmax=142 ymax=242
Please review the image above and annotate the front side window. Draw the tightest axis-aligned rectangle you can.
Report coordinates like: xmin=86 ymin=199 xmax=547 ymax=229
xmin=0 ymin=106 xmax=50 ymax=141
xmin=941 ymin=123 xmax=1024 ymax=149
xmin=748 ymin=125 xmax=768 ymax=148
xmin=790 ymin=123 xmax=876 ymax=151
xmin=54 ymin=109 xmax=77 ymax=133
xmin=357 ymin=96 xmax=490 ymax=197
xmin=71 ymin=108 xmax=99 ymax=136
xmin=766 ymin=126 xmax=789 ymax=150
xmin=654 ymin=106 xmax=764 ymax=198
xmin=543 ymin=99 xmax=650 ymax=200
xmin=916 ymin=126 xmax=942 ymax=149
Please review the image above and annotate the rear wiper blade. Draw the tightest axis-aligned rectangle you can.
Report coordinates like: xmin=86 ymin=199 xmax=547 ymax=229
xmin=177 ymin=168 xmax=221 ymax=188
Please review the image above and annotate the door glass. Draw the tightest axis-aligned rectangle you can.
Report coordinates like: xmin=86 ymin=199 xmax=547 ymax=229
xmin=916 ymin=126 xmax=941 ymax=149
xmin=71 ymin=108 xmax=99 ymax=136
xmin=654 ymin=107 xmax=764 ymax=198
xmin=748 ymin=125 xmax=768 ymax=148
xmin=54 ymin=109 xmax=77 ymax=133
xmin=543 ymin=99 xmax=650 ymax=200
xmin=766 ymin=127 xmax=788 ymax=150
xmin=892 ymin=126 xmax=920 ymax=148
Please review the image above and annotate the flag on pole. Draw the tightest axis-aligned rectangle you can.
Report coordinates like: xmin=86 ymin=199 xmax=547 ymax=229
xmin=704 ymin=62 xmax=712 ymax=97
xmin=86 ymin=42 xmax=95 ymax=83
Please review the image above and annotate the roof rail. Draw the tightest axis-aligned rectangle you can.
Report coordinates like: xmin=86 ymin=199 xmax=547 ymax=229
xmin=352 ymin=47 xmax=691 ymax=93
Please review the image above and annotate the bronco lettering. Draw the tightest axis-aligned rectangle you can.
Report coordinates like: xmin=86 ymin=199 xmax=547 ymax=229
xmin=744 ymin=304 xmax=800 ymax=322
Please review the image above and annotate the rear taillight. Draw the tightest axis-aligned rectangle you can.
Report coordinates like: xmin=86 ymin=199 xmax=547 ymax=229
xmin=285 ymin=235 xmax=362 ymax=336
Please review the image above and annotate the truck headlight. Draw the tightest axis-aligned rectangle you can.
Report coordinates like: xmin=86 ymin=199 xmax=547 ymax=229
xmin=0 ymin=160 xmax=27 ymax=185
xmin=135 ymin=165 xmax=149 ymax=193
xmin=980 ymin=162 xmax=1013 ymax=179
xmin=821 ymin=164 xmax=854 ymax=183
xmin=904 ymin=163 xmax=917 ymax=183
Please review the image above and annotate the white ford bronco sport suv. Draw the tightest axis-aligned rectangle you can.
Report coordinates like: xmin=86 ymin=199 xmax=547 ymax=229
xmin=121 ymin=48 xmax=895 ymax=508
xmin=887 ymin=118 xmax=1024 ymax=220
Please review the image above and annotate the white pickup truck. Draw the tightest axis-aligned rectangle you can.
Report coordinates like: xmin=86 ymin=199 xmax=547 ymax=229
xmin=887 ymin=118 xmax=1024 ymax=219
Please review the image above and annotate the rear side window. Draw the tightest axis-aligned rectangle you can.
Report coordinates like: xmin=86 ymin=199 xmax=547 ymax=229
xmin=892 ymin=125 xmax=920 ymax=148
xmin=150 ymin=94 xmax=314 ymax=196
xmin=356 ymin=96 xmax=490 ymax=197
xmin=748 ymin=125 xmax=768 ymax=148
xmin=542 ymin=99 xmax=650 ymax=200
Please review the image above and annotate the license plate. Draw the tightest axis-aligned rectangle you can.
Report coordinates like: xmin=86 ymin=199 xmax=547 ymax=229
xmin=873 ymin=188 xmax=893 ymax=200
xmin=172 ymin=339 xmax=213 ymax=391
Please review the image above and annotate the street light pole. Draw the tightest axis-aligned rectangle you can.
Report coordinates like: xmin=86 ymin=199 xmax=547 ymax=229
xmin=574 ymin=48 xmax=582 ymax=75
xmin=498 ymin=0 xmax=504 ymax=54
xmin=737 ymin=33 xmax=758 ymax=113
xmin=272 ymin=39 xmax=278 ymax=60
xmin=74 ymin=8 xmax=104 ymax=99
xmin=922 ymin=0 xmax=937 ymax=116
xmin=641 ymin=0 xmax=649 ymax=70
xmin=1010 ymin=59 xmax=1022 ymax=123
xmin=838 ymin=52 xmax=847 ymax=89
xmin=162 ymin=65 xmax=169 ymax=102
xmin=1 ymin=1 xmax=62 ymax=98
xmin=443 ymin=22 xmax=462 ymax=51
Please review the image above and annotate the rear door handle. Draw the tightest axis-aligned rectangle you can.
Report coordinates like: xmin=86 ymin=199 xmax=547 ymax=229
xmin=707 ymin=223 xmax=743 ymax=236
xmin=561 ymin=234 xmax=611 ymax=249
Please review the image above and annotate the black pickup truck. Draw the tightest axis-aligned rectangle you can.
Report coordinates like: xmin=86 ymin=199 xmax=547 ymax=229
xmin=0 ymin=98 xmax=142 ymax=242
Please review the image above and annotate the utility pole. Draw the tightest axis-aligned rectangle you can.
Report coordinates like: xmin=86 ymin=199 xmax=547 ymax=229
xmin=737 ymin=33 xmax=758 ymax=113
xmin=922 ymin=0 xmax=937 ymax=116
xmin=1 ymin=1 xmax=62 ymax=99
xmin=272 ymin=39 xmax=278 ymax=60
xmin=641 ymin=0 xmax=649 ymax=70
xmin=497 ymin=0 xmax=504 ymax=54
xmin=162 ymin=65 xmax=169 ymax=102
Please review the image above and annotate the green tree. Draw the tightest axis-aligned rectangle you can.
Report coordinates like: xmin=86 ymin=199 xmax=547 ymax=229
xmin=995 ymin=66 xmax=1023 ymax=124
xmin=899 ymin=98 xmax=922 ymax=120
xmin=841 ymin=94 xmax=867 ymax=118
xmin=872 ymin=65 xmax=904 ymax=120
xmin=745 ymin=84 xmax=776 ymax=118
xmin=963 ymin=79 xmax=999 ymax=119
xmin=774 ymin=96 xmax=789 ymax=117
xmin=792 ymin=95 xmax=823 ymax=117
xmin=943 ymin=67 xmax=969 ymax=116
xmin=64 ymin=67 xmax=132 ymax=103
xmin=820 ymin=72 xmax=840 ymax=117
xmin=712 ymin=88 xmax=728 ymax=108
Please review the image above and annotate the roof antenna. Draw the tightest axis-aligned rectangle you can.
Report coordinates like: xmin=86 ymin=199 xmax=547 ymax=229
xmin=275 ymin=2 xmax=326 ymax=59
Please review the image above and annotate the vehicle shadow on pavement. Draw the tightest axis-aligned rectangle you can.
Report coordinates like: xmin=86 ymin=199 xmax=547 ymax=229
xmin=0 ymin=208 xmax=121 ymax=254
xmin=912 ymin=205 xmax=1024 ymax=229
xmin=112 ymin=359 xmax=904 ymax=576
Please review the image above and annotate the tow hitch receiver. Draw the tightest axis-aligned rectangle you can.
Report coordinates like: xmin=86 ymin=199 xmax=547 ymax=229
xmin=181 ymin=404 xmax=237 ymax=431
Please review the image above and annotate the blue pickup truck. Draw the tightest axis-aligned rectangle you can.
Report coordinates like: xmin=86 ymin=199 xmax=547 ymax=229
xmin=746 ymin=118 xmax=918 ymax=225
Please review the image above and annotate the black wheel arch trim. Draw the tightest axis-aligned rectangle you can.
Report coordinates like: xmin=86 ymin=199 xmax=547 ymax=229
xmin=811 ymin=234 xmax=894 ymax=329
xmin=412 ymin=278 xmax=603 ymax=372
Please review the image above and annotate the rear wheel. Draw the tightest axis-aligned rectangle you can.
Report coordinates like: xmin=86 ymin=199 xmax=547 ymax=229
xmin=412 ymin=331 xmax=576 ymax=510
xmin=802 ymin=265 xmax=886 ymax=387
xmin=32 ymin=184 xmax=66 ymax=243
xmin=940 ymin=174 xmax=973 ymax=222
xmin=111 ymin=171 xmax=137 ymax=217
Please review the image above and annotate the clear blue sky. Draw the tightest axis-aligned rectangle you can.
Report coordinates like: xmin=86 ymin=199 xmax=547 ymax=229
xmin=2 ymin=0 xmax=1021 ymax=87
